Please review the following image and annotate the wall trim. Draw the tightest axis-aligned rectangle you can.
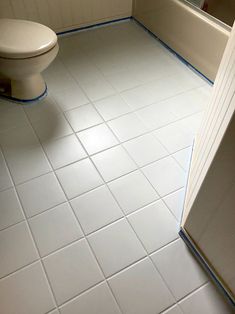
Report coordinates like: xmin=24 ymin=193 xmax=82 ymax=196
xmin=57 ymin=16 xmax=132 ymax=36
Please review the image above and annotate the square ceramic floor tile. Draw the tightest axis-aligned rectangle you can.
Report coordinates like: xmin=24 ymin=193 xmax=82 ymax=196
xmin=108 ymin=171 xmax=159 ymax=214
xmin=78 ymin=77 xmax=116 ymax=101
xmin=70 ymin=186 xmax=123 ymax=235
xmin=106 ymin=69 xmax=142 ymax=92
xmin=153 ymin=123 xmax=194 ymax=153
xmin=162 ymin=305 xmax=183 ymax=314
xmin=137 ymin=102 xmax=177 ymax=131
xmin=0 ymin=151 xmax=12 ymax=191
xmin=60 ymin=282 xmax=121 ymax=314
xmin=0 ymin=188 xmax=24 ymax=231
xmin=31 ymin=113 xmax=73 ymax=141
xmin=43 ymin=240 xmax=103 ymax=305
xmin=0 ymin=222 xmax=38 ymax=278
xmin=173 ymin=147 xmax=193 ymax=171
xmin=17 ymin=172 xmax=66 ymax=218
xmin=165 ymin=89 xmax=207 ymax=119
xmin=52 ymin=86 xmax=89 ymax=111
xmin=56 ymin=158 xmax=103 ymax=199
xmin=94 ymin=95 xmax=132 ymax=121
xmin=108 ymin=258 xmax=174 ymax=314
xmin=123 ymin=133 xmax=169 ymax=167
xmin=24 ymin=96 xmax=61 ymax=122
xmin=128 ymin=201 xmax=179 ymax=253
xmin=142 ymin=157 xmax=187 ymax=197
xmin=152 ymin=239 xmax=208 ymax=300
xmin=108 ymin=113 xmax=147 ymax=142
xmin=0 ymin=262 xmax=55 ymax=314
xmin=121 ymin=84 xmax=158 ymax=110
xmin=88 ymin=219 xmax=146 ymax=276
xmin=77 ymin=124 xmax=118 ymax=155
xmin=0 ymin=125 xmax=51 ymax=184
xmin=65 ymin=104 xmax=103 ymax=132
xmin=0 ymin=106 xmax=28 ymax=132
xmin=163 ymin=189 xmax=185 ymax=221
xmin=179 ymin=283 xmax=234 ymax=314
xmin=177 ymin=112 xmax=204 ymax=135
xmin=92 ymin=146 xmax=137 ymax=182
xmin=43 ymin=134 xmax=87 ymax=169
xmin=29 ymin=203 xmax=83 ymax=257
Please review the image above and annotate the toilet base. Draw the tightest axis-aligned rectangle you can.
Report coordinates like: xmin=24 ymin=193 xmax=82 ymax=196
xmin=0 ymin=74 xmax=47 ymax=103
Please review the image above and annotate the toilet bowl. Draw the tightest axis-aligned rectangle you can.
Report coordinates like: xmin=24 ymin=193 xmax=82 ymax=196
xmin=0 ymin=19 xmax=59 ymax=102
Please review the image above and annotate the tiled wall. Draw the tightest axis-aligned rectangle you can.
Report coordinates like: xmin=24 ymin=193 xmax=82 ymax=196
xmin=0 ymin=0 xmax=132 ymax=32
xmin=183 ymin=22 xmax=235 ymax=302
xmin=133 ymin=0 xmax=230 ymax=81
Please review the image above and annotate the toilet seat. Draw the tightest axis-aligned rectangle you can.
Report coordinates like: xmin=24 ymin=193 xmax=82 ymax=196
xmin=0 ymin=19 xmax=57 ymax=59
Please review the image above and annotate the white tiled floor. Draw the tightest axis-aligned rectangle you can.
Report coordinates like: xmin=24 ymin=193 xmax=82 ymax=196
xmin=0 ymin=20 xmax=233 ymax=314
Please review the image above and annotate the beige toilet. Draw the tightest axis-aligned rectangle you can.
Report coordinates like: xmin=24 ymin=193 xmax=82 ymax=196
xmin=0 ymin=19 xmax=59 ymax=102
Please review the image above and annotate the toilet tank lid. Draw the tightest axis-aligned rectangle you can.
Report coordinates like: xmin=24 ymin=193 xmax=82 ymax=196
xmin=0 ymin=19 xmax=57 ymax=59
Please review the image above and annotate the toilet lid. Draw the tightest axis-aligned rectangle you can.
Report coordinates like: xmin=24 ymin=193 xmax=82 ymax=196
xmin=0 ymin=19 xmax=57 ymax=59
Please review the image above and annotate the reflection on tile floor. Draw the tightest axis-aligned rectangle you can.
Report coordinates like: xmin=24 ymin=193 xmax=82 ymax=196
xmin=0 ymin=20 xmax=233 ymax=314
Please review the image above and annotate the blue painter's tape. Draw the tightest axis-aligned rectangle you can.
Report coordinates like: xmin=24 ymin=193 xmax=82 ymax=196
xmin=132 ymin=17 xmax=214 ymax=85
xmin=179 ymin=228 xmax=235 ymax=307
xmin=57 ymin=17 xmax=131 ymax=36
xmin=0 ymin=85 xmax=47 ymax=104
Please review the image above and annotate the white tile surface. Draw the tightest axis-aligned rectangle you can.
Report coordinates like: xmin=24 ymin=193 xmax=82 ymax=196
xmin=137 ymin=101 xmax=177 ymax=130
xmin=0 ymin=151 xmax=12 ymax=191
xmin=43 ymin=134 xmax=87 ymax=169
xmin=31 ymin=113 xmax=73 ymax=141
xmin=152 ymin=239 xmax=208 ymax=300
xmin=163 ymin=189 xmax=185 ymax=221
xmin=108 ymin=113 xmax=147 ymax=142
xmin=0 ymin=20 xmax=222 ymax=314
xmin=179 ymin=283 xmax=234 ymax=314
xmin=0 ymin=188 xmax=24 ymax=231
xmin=0 ymin=222 xmax=38 ymax=278
xmin=56 ymin=158 xmax=103 ymax=199
xmin=142 ymin=157 xmax=187 ymax=197
xmin=24 ymin=96 xmax=61 ymax=122
xmin=43 ymin=240 xmax=103 ymax=305
xmin=154 ymin=122 xmax=194 ymax=153
xmin=78 ymin=76 xmax=115 ymax=101
xmin=0 ymin=125 xmax=51 ymax=184
xmin=77 ymin=124 xmax=118 ymax=155
xmin=108 ymin=258 xmax=174 ymax=314
xmin=0 ymin=106 xmax=28 ymax=132
xmin=88 ymin=219 xmax=146 ymax=276
xmin=108 ymin=170 xmax=158 ymax=214
xmin=17 ymin=172 xmax=66 ymax=218
xmin=52 ymin=86 xmax=89 ymax=111
xmin=166 ymin=88 xmax=208 ymax=119
xmin=0 ymin=262 xmax=55 ymax=314
xmin=123 ymin=133 xmax=168 ymax=167
xmin=65 ymin=104 xmax=103 ymax=132
xmin=60 ymin=283 xmax=121 ymax=314
xmin=92 ymin=146 xmax=137 ymax=182
xmin=71 ymin=185 xmax=123 ymax=235
xmin=128 ymin=201 xmax=178 ymax=253
xmin=94 ymin=94 xmax=132 ymax=121
xmin=29 ymin=203 xmax=83 ymax=257
xmin=177 ymin=112 xmax=204 ymax=135
xmin=173 ymin=147 xmax=193 ymax=171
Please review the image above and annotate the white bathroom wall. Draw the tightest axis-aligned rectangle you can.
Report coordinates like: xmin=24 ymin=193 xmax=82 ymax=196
xmin=0 ymin=0 xmax=132 ymax=32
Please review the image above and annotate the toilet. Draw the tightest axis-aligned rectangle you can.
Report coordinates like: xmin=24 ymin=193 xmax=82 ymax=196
xmin=0 ymin=19 xmax=59 ymax=102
